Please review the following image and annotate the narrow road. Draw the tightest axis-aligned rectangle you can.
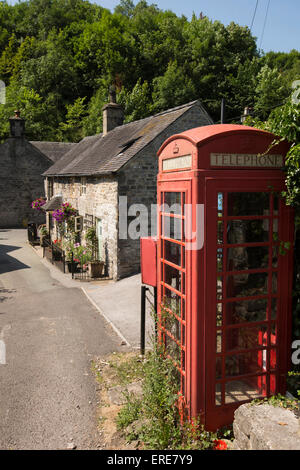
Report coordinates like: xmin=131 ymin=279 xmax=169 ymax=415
xmin=0 ymin=229 xmax=124 ymax=450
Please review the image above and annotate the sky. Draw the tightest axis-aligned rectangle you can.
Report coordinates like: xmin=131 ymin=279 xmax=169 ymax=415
xmin=96 ymin=0 xmax=300 ymax=53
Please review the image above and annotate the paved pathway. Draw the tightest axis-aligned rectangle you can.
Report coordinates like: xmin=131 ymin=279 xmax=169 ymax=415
xmin=83 ymin=275 xmax=155 ymax=349
xmin=31 ymin=238 xmax=154 ymax=349
xmin=0 ymin=229 xmax=125 ymax=450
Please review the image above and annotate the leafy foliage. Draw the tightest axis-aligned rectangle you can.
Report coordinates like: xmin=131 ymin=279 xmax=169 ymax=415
xmin=252 ymin=393 xmax=299 ymax=411
xmin=0 ymin=0 xmax=298 ymax=142
xmin=115 ymin=346 xmax=220 ymax=450
xmin=246 ymin=99 xmax=300 ymax=207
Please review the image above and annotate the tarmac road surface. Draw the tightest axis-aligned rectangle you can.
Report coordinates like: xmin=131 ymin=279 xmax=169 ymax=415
xmin=0 ymin=229 xmax=124 ymax=450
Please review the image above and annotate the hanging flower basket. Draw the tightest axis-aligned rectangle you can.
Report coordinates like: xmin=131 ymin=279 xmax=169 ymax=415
xmin=67 ymin=260 xmax=80 ymax=273
xmin=31 ymin=197 xmax=46 ymax=211
xmin=52 ymin=202 xmax=77 ymax=223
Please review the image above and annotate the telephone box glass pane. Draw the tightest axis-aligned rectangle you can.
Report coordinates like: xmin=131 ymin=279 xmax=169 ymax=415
xmin=272 ymin=273 xmax=278 ymax=293
xmin=172 ymin=367 xmax=181 ymax=390
xmin=227 ymin=246 xmax=269 ymax=271
xmin=227 ymin=192 xmax=269 ymax=216
xmin=164 ymin=192 xmax=181 ymax=214
xmin=181 ymin=246 xmax=185 ymax=268
xmin=270 ymin=348 xmax=277 ymax=370
xmin=216 ymin=303 xmax=223 ymax=326
xmin=270 ymin=374 xmax=277 ymax=393
xmin=216 ymin=357 xmax=222 ymax=379
xmin=271 ymin=324 xmax=277 ymax=343
xmin=217 ymin=249 xmax=223 ymax=272
xmin=181 ymin=272 xmax=185 ymax=294
xmin=224 ymin=380 xmax=263 ymax=404
xmin=225 ymin=299 xmax=268 ymax=324
xmin=216 ymin=330 xmax=222 ymax=353
xmin=164 ymin=264 xmax=183 ymax=292
xmin=225 ymin=325 xmax=268 ymax=352
xmin=182 ymin=324 xmax=186 ymax=347
xmin=218 ymin=193 xmax=223 ymax=214
xmin=182 ymin=349 xmax=185 ymax=371
xmin=225 ymin=350 xmax=267 ymax=377
xmin=217 ymin=221 xmax=224 ymax=244
xmin=182 ymin=298 xmax=186 ymax=321
xmin=165 ymin=333 xmax=181 ymax=364
xmin=227 ymin=220 xmax=269 ymax=243
xmin=165 ymin=316 xmax=181 ymax=342
xmin=217 ymin=276 xmax=223 ymax=300
xmin=164 ymin=240 xmax=181 ymax=267
xmin=271 ymin=298 xmax=277 ymax=319
xmin=226 ymin=272 xmax=268 ymax=298
xmin=215 ymin=384 xmax=222 ymax=406
xmin=272 ymin=246 xmax=278 ymax=267
xmin=164 ymin=287 xmax=181 ymax=317
xmin=163 ymin=216 xmax=182 ymax=240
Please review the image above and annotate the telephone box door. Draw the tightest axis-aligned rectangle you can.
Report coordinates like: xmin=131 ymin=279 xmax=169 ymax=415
xmin=205 ymin=177 xmax=294 ymax=430
xmin=157 ymin=180 xmax=192 ymax=410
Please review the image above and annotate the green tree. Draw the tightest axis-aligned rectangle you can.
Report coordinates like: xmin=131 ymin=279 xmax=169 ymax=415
xmin=152 ymin=61 xmax=196 ymax=112
xmin=226 ymin=58 xmax=261 ymax=119
xmin=0 ymin=0 xmax=298 ymax=142
xmin=114 ymin=0 xmax=135 ymax=17
xmin=182 ymin=17 xmax=258 ymax=120
xmin=118 ymin=78 xmax=152 ymax=122
xmin=82 ymin=86 xmax=107 ymax=136
xmin=254 ymin=65 xmax=289 ymax=120
xmin=59 ymin=97 xmax=87 ymax=142
xmin=74 ymin=10 xmax=137 ymax=91
xmin=0 ymin=80 xmax=60 ymax=141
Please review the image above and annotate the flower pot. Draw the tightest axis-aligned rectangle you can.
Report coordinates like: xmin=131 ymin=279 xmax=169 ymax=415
xmin=40 ymin=235 xmax=49 ymax=247
xmin=88 ymin=261 xmax=104 ymax=278
xmin=67 ymin=261 xmax=79 ymax=273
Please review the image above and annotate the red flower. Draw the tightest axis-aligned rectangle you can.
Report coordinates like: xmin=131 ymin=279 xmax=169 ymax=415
xmin=213 ymin=439 xmax=227 ymax=450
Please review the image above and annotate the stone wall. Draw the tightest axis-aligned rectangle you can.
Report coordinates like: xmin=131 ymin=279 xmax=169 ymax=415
xmin=49 ymin=175 xmax=119 ymax=280
xmin=233 ymin=403 xmax=300 ymax=450
xmin=117 ymin=103 xmax=213 ymax=279
xmin=0 ymin=138 xmax=50 ymax=228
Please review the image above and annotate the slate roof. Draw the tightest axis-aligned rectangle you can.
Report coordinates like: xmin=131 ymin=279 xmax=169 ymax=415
xmin=43 ymin=100 xmax=212 ymax=177
xmin=30 ymin=141 xmax=77 ymax=163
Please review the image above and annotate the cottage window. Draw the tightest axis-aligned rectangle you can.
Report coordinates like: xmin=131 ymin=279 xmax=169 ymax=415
xmin=80 ymin=177 xmax=87 ymax=195
xmin=70 ymin=177 xmax=75 ymax=196
xmin=47 ymin=178 xmax=53 ymax=199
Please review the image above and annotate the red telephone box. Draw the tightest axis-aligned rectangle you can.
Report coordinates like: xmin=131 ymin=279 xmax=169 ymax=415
xmin=156 ymin=124 xmax=294 ymax=431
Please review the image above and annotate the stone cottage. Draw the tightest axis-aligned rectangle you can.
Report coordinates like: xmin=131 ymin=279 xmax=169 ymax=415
xmin=0 ymin=111 xmax=75 ymax=228
xmin=43 ymin=99 xmax=213 ymax=280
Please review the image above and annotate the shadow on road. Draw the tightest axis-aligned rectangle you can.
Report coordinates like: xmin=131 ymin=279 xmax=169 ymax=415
xmin=0 ymin=244 xmax=30 ymax=275
xmin=0 ymin=229 xmax=11 ymax=241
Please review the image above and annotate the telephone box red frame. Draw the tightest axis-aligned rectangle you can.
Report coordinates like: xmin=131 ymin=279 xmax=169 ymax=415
xmin=156 ymin=124 xmax=294 ymax=431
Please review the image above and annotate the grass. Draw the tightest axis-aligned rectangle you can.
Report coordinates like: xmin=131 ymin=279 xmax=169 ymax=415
xmin=112 ymin=347 xmax=228 ymax=450
xmin=91 ymin=349 xmax=234 ymax=450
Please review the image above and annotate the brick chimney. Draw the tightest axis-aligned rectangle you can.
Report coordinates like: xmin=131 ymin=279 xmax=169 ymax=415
xmin=241 ymin=106 xmax=252 ymax=123
xmin=9 ymin=110 xmax=25 ymax=138
xmin=102 ymin=85 xmax=124 ymax=135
